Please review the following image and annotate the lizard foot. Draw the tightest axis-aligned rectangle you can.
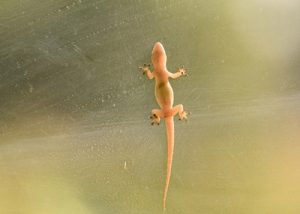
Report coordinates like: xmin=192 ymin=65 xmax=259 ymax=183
xmin=139 ymin=64 xmax=151 ymax=75
xmin=150 ymin=113 xmax=160 ymax=125
xmin=177 ymin=65 xmax=188 ymax=77
xmin=179 ymin=111 xmax=189 ymax=121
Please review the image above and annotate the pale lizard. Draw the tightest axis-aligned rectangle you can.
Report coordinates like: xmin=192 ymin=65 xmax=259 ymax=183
xmin=139 ymin=42 xmax=188 ymax=211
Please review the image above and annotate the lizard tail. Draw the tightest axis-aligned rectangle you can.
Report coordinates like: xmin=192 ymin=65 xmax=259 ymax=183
xmin=163 ymin=116 xmax=174 ymax=211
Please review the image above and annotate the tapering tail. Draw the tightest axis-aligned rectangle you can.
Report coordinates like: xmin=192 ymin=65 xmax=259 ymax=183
xmin=163 ymin=116 xmax=174 ymax=211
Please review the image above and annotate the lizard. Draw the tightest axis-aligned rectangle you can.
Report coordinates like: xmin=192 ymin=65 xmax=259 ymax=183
xmin=139 ymin=42 xmax=188 ymax=211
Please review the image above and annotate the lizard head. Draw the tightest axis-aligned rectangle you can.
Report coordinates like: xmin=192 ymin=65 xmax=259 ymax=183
xmin=151 ymin=42 xmax=167 ymax=69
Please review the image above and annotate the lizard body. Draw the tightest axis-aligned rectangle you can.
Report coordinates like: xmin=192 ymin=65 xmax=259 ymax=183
xmin=140 ymin=42 xmax=188 ymax=211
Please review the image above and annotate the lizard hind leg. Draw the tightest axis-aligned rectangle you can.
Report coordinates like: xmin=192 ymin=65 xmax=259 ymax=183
xmin=171 ymin=104 xmax=188 ymax=121
xmin=150 ymin=109 xmax=162 ymax=125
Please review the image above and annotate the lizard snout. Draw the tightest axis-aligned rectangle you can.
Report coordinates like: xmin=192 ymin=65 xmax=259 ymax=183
xmin=151 ymin=42 xmax=167 ymax=68
xmin=152 ymin=42 xmax=165 ymax=53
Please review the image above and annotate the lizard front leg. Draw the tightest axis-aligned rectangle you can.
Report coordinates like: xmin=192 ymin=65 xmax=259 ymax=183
xmin=139 ymin=64 xmax=154 ymax=80
xmin=168 ymin=66 xmax=188 ymax=79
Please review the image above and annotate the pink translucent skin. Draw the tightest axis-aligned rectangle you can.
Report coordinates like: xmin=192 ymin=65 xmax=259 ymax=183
xmin=142 ymin=42 xmax=187 ymax=211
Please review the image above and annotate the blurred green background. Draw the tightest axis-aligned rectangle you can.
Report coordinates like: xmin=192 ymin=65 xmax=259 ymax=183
xmin=0 ymin=0 xmax=300 ymax=213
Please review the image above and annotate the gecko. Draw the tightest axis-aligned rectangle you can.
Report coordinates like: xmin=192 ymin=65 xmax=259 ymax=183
xmin=139 ymin=42 xmax=188 ymax=211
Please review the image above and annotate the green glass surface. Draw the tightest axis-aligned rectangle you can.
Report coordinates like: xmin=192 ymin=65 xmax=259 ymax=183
xmin=1 ymin=1 xmax=300 ymax=213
